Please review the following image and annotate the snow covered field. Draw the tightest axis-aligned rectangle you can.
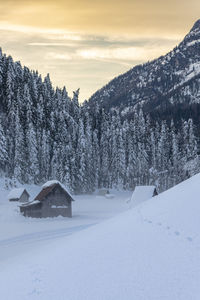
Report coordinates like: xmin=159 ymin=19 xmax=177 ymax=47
xmin=1 ymin=175 xmax=200 ymax=299
xmin=0 ymin=180 xmax=130 ymax=262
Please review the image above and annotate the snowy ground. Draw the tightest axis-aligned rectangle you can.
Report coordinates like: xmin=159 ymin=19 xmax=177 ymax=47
xmin=0 ymin=179 xmax=130 ymax=263
xmin=1 ymin=175 xmax=200 ymax=299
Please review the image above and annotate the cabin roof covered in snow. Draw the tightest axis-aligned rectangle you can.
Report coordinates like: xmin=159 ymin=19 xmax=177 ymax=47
xmin=131 ymin=186 xmax=157 ymax=207
xmin=35 ymin=181 xmax=74 ymax=202
xmin=7 ymin=188 xmax=29 ymax=200
xmin=42 ymin=180 xmax=62 ymax=189
xmin=20 ymin=200 xmax=41 ymax=207
xmin=42 ymin=180 xmax=72 ymax=197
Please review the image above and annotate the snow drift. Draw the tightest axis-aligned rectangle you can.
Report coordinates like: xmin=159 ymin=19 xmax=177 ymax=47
xmin=1 ymin=174 xmax=200 ymax=299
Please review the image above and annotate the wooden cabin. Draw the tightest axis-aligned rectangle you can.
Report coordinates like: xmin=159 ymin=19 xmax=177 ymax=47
xmin=130 ymin=185 xmax=158 ymax=207
xmin=8 ymin=188 xmax=30 ymax=202
xmin=20 ymin=181 xmax=74 ymax=218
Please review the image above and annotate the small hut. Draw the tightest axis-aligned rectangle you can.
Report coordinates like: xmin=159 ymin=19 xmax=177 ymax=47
xmin=98 ymin=189 xmax=109 ymax=196
xmin=130 ymin=186 xmax=158 ymax=207
xmin=20 ymin=180 xmax=74 ymax=218
xmin=8 ymin=188 xmax=30 ymax=202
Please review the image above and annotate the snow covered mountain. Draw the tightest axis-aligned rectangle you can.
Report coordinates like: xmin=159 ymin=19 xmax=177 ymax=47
xmin=1 ymin=173 xmax=200 ymax=299
xmin=89 ymin=19 xmax=200 ymax=117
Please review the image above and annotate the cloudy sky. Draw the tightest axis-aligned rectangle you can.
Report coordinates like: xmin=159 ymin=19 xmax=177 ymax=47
xmin=0 ymin=0 xmax=200 ymax=101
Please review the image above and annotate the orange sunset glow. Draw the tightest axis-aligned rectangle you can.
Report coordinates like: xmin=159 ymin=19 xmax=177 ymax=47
xmin=0 ymin=0 xmax=199 ymax=100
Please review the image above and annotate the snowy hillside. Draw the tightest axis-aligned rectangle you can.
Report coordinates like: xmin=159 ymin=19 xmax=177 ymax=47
xmin=1 ymin=174 xmax=200 ymax=299
xmin=89 ymin=19 xmax=200 ymax=115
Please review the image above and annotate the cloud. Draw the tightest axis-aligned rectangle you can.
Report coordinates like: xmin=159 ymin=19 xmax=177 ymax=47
xmin=0 ymin=20 xmax=182 ymax=101
xmin=28 ymin=42 xmax=76 ymax=47
xmin=0 ymin=21 xmax=81 ymax=36
xmin=77 ymin=46 xmax=169 ymax=62
xmin=0 ymin=0 xmax=198 ymax=102
xmin=0 ymin=0 xmax=199 ymax=37
xmin=45 ymin=52 xmax=72 ymax=60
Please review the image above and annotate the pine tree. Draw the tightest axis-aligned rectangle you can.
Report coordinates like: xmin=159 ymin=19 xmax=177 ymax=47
xmin=76 ymin=119 xmax=87 ymax=193
xmin=0 ymin=119 xmax=8 ymax=174
xmin=14 ymin=107 xmax=26 ymax=182
xmin=27 ymin=122 xmax=39 ymax=183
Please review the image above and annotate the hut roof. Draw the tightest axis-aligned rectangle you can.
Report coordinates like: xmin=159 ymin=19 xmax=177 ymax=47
xmin=20 ymin=200 xmax=41 ymax=207
xmin=131 ymin=186 xmax=157 ymax=207
xmin=7 ymin=188 xmax=29 ymax=200
xmin=42 ymin=180 xmax=73 ymax=197
xmin=35 ymin=181 xmax=74 ymax=202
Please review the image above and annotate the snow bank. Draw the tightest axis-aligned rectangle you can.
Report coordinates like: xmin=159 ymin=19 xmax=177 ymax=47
xmin=105 ymin=193 xmax=115 ymax=199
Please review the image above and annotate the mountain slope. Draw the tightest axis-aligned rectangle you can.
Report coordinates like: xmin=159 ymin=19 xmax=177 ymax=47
xmin=1 ymin=173 xmax=200 ymax=299
xmin=89 ymin=19 xmax=200 ymax=116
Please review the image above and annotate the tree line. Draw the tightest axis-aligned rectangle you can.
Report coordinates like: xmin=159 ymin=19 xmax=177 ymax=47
xmin=0 ymin=49 xmax=199 ymax=193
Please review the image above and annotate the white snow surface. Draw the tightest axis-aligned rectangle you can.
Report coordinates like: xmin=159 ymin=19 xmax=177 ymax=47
xmin=7 ymin=187 xmax=26 ymax=200
xmin=20 ymin=200 xmax=40 ymax=207
xmin=1 ymin=174 xmax=200 ymax=299
xmin=130 ymin=185 xmax=156 ymax=207
xmin=42 ymin=180 xmax=62 ymax=188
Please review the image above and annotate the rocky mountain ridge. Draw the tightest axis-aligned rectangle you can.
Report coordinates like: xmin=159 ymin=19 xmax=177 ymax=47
xmin=88 ymin=19 xmax=200 ymax=118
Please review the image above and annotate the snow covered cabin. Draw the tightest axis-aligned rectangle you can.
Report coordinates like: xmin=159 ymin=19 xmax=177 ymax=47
xmin=20 ymin=181 xmax=74 ymax=218
xmin=8 ymin=188 xmax=30 ymax=202
xmin=131 ymin=186 xmax=158 ymax=207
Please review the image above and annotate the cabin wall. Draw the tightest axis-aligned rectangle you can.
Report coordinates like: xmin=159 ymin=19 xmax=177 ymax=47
xmin=42 ymin=186 xmax=72 ymax=218
xmin=19 ymin=192 xmax=29 ymax=203
xmin=20 ymin=204 xmax=42 ymax=218
xmin=153 ymin=189 xmax=158 ymax=197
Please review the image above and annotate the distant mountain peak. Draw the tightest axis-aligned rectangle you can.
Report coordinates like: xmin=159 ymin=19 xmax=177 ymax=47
xmin=89 ymin=19 xmax=200 ymax=114
xmin=190 ymin=19 xmax=200 ymax=32
xmin=184 ymin=19 xmax=200 ymax=44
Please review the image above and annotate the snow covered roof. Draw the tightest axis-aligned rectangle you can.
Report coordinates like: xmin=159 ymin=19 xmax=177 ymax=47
xmin=42 ymin=180 xmax=72 ymax=197
xmin=20 ymin=200 xmax=40 ymax=207
xmin=7 ymin=188 xmax=29 ymax=200
xmin=35 ymin=180 xmax=74 ymax=201
xmin=42 ymin=180 xmax=62 ymax=189
xmin=131 ymin=186 xmax=157 ymax=207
